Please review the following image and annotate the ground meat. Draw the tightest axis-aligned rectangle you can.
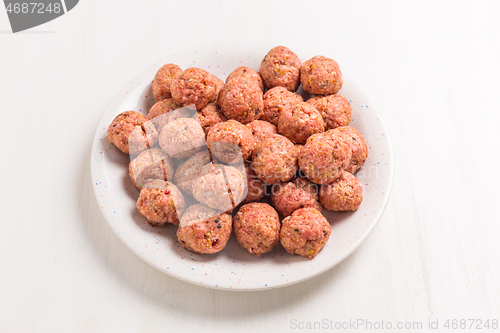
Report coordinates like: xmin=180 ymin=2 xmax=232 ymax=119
xmin=280 ymin=208 xmax=331 ymax=259
xmin=226 ymin=66 xmax=264 ymax=91
xmin=319 ymin=171 xmax=363 ymax=211
xmin=152 ymin=63 xmax=182 ymax=101
xmin=246 ymin=120 xmax=278 ymax=143
xmin=210 ymin=75 xmax=225 ymax=103
xmin=129 ymin=148 xmax=175 ymax=189
xmin=301 ymin=56 xmax=343 ymax=95
xmin=298 ymin=131 xmax=352 ymax=184
xmin=271 ymin=177 xmax=322 ymax=217
xmin=306 ymin=94 xmax=351 ymax=130
xmin=233 ymin=203 xmax=280 ymax=256
xmin=147 ymin=99 xmax=194 ymax=133
xmin=331 ymin=126 xmax=368 ymax=173
xmin=177 ymin=204 xmax=232 ymax=254
xmin=173 ymin=150 xmax=213 ymax=195
xmin=252 ymin=134 xmax=298 ymax=184
xmin=241 ymin=162 xmax=265 ymax=204
xmin=206 ymin=120 xmax=256 ymax=163
xmin=159 ymin=118 xmax=206 ymax=159
xmin=278 ymin=102 xmax=325 ymax=144
xmin=217 ymin=78 xmax=263 ymax=124
xmin=223 ymin=164 xmax=247 ymax=207
xmin=192 ymin=164 xmax=246 ymax=211
xmin=171 ymin=67 xmax=217 ymax=110
xmin=136 ymin=180 xmax=186 ymax=226
xmin=107 ymin=111 xmax=158 ymax=155
xmin=262 ymin=86 xmax=304 ymax=126
xmin=295 ymin=144 xmax=304 ymax=156
xmin=195 ymin=103 xmax=227 ymax=135
xmin=260 ymin=46 xmax=302 ymax=92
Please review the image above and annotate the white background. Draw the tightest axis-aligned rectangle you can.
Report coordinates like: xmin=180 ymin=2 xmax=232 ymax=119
xmin=1 ymin=0 xmax=500 ymax=332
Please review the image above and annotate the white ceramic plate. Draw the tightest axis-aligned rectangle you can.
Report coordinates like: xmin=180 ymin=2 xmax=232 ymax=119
xmin=91 ymin=41 xmax=394 ymax=291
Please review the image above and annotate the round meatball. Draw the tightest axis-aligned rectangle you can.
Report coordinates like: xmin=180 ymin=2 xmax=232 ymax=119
xmin=306 ymin=94 xmax=351 ymax=130
xmin=252 ymin=134 xmax=298 ymax=184
xmin=177 ymin=204 xmax=232 ymax=254
xmin=295 ymin=144 xmax=304 ymax=156
xmin=171 ymin=67 xmax=217 ymax=110
xmin=271 ymin=177 xmax=322 ymax=217
xmin=260 ymin=46 xmax=302 ymax=92
xmin=241 ymin=162 xmax=265 ymax=204
xmin=195 ymin=103 xmax=227 ymax=135
xmin=233 ymin=203 xmax=280 ymax=256
xmin=262 ymin=86 xmax=304 ymax=126
xmin=129 ymin=148 xmax=175 ymax=189
xmin=107 ymin=111 xmax=158 ymax=155
xmin=206 ymin=120 xmax=256 ymax=164
xmin=332 ymin=126 xmax=368 ymax=173
xmin=136 ymin=180 xmax=186 ymax=226
xmin=320 ymin=171 xmax=363 ymax=211
xmin=301 ymin=56 xmax=343 ymax=95
xmin=298 ymin=131 xmax=352 ymax=184
xmin=174 ymin=150 xmax=213 ymax=195
xmin=147 ymin=99 xmax=193 ymax=133
xmin=210 ymin=75 xmax=225 ymax=103
xmin=218 ymin=78 xmax=263 ymax=124
xmin=152 ymin=63 xmax=182 ymax=101
xmin=246 ymin=120 xmax=278 ymax=143
xmin=192 ymin=164 xmax=246 ymax=211
xmin=159 ymin=118 xmax=206 ymax=159
xmin=226 ymin=66 xmax=264 ymax=91
xmin=280 ymin=208 xmax=331 ymax=259
xmin=278 ymin=102 xmax=325 ymax=144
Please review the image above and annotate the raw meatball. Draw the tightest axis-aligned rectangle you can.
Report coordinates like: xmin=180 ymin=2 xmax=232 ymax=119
xmin=278 ymin=102 xmax=325 ymax=144
xmin=306 ymin=94 xmax=351 ymax=130
xmin=233 ymin=203 xmax=280 ymax=256
xmin=301 ymin=56 xmax=343 ymax=95
xmin=218 ymin=78 xmax=263 ymax=124
xmin=223 ymin=165 xmax=247 ymax=207
xmin=271 ymin=177 xmax=322 ymax=217
xmin=260 ymin=46 xmax=302 ymax=92
xmin=262 ymin=86 xmax=304 ymax=126
xmin=280 ymin=208 xmax=331 ymax=259
xmin=206 ymin=120 xmax=256 ymax=164
xmin=136 ymin=180 xmax=186 ymax=226
xmin=320 ymin=171 xmax=363 ymax=211
xmin=177 ymin=204 xmax=232 ymax=254
xmin=171 ymin=67 xmax=217 ymax=110
xmin=173 ymin=150 xmax=213 ymax=195
xmin=147 ymin=99 xmax=193 ymax=132
xmin=226 ymin=66 xmax=264 ymax=91
xmin=159 ymin=118 xmax=206 ymax=159
xmin=210 ymin=75 xmax=225 ymax=103
xmin=152 ymin=63 xmax=182 ymax=101
xmin=298 ymin=131 xmax=352 ymax=184
xmin=241 ymin=162 xmax=265 ymax=204
xmin=252 ymin=134 xmax=298 ymax=184
xmin=107 ymin=111 xmax=158 ymax=155
xmin=246 ymin=120 xmax=278 ymax=143
xmin=195 ymin=103 xmax=227 ymax=135
xmin=129 ymin=148 xmax=175 ymax=189
xmin=332 ymin=126 xmax=368 ymax=173
xmin=192 ymin=164 xmax=246 ymax=211
xmin=295 ymin=144 xmax=304 ymax=156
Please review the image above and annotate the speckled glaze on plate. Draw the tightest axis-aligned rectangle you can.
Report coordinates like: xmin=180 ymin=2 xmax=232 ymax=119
xmin=91 ymin=41 xmax=394 ymax=291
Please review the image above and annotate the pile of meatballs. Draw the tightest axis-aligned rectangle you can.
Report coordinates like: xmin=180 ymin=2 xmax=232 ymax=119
xmin=107 ymin=46 xmax=368 ymax=260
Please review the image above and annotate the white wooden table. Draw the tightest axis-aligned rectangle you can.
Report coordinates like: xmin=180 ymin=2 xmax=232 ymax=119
xmin=1 ymin=1 xmax=499 ymax=332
